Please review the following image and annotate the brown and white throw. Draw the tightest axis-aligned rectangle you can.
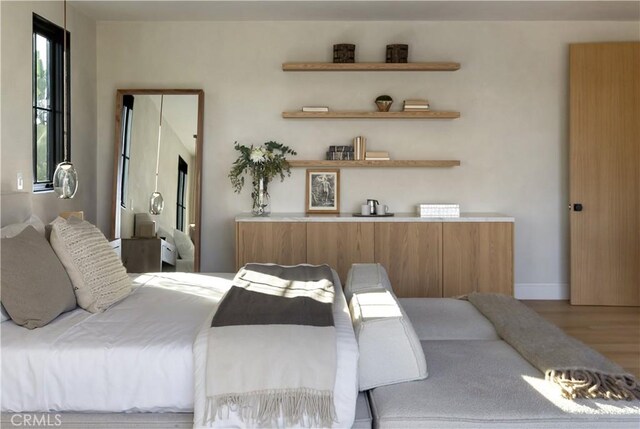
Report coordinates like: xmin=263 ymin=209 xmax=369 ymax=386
xmin=468 ymin=293 xmax=640 ymax=401
xmin=204 ymin=264 xmax=337 ymax=427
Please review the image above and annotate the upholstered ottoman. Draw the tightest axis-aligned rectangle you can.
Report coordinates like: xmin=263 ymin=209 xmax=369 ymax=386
xmin=368 ymin=298 xmax=640 ymax=429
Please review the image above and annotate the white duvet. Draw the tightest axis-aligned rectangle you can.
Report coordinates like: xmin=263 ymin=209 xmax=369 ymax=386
xmin=1 ymin=271 xmax=358 ymax=428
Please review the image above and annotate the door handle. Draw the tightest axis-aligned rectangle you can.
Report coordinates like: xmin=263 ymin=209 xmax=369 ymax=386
xmin=572 ymin=203 xmax=583 ymax=212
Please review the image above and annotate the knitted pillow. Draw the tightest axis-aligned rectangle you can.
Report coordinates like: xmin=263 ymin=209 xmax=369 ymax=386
xmin=50 ymin=217 xmax=131 ymax=313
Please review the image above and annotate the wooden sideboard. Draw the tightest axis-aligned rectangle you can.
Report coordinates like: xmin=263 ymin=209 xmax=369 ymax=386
xmin=236 ymin=213 xmax=514 ymax=298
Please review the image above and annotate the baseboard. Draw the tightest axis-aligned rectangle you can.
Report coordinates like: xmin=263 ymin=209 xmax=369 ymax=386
xmin=515 ymin=283 xmax=569 ymax=300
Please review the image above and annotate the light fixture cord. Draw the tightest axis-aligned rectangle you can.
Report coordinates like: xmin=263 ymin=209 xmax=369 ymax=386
xmin=154 ymin=94 xmax=164 ymax=192
xmin=62 ymin=0 xmax=68 ymax=162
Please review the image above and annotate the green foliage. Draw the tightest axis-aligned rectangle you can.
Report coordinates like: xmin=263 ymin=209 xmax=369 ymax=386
xmin=375 ymin=95 xmax=393 ymax=102
xmin=229 ymin=141 xmax=297 ymax=194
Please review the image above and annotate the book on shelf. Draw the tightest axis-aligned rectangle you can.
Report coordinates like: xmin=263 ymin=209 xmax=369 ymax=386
xmin=417 ymin=203 xmax=460 ymax=217
xmin=326 ymin=151 xmax=355 ymax=160
xmin=403 ymin=98 xmax=430 ymax=111
xmin=329 ymin=145 xmax=354 ymax=152
xmin=353 ymin=136 xmax=366 ymax=160
xmin=365 ymin=151 xmax=389 ymax=158
xmin=302 ymin=106 xmax=329 ymax=112
xmin=365 ymin=157 xmax=391 ymax=161
xmin=403 ymin=106 xmax=431 ymax=112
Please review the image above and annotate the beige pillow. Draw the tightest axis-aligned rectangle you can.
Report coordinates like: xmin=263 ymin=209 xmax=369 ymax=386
xmin=0 ymin=226 xmax=76 ymax=328
xmin=173 ymin=228 xmax=194 ymax=259
xmin=50 ymin=217 xmax=131 ymax=313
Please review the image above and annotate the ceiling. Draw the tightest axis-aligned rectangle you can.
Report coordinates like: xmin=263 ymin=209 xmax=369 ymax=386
xmin=71 ymin=1 xmax=640 ymax=21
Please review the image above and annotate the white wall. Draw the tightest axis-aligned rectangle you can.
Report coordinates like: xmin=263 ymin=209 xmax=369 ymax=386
xmin=95 ymin=21 xmax=639 ymax=297
xmin=1 ymin=1 xmax=96 ymax=223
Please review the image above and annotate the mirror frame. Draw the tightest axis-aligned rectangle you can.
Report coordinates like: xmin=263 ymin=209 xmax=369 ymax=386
xmin=110 ymin=89 xmax=204 ymax=272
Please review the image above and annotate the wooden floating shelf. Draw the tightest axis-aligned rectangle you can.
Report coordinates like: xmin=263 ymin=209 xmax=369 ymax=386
xmin=282 ymin=111 xmax=460 ymax=119
xmin=282 ymin=62 xmax=461 ymax=72
xmin=288 ymin=160 xmax=461 ymax=168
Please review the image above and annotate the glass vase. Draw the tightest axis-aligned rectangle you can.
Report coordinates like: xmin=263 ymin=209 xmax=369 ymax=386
xmin=251 ymin=177 xmax=270 ymax=216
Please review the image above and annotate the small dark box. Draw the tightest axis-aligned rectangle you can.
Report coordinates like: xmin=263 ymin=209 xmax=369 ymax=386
xmin=386 ymin=44 xmax=409 ymax=63
xmin=333 ymin=44 xmax=356 ymax=63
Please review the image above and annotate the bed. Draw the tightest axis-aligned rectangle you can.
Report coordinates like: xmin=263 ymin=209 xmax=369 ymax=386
xmin=1 ymin=271 xmax=362 ymax=428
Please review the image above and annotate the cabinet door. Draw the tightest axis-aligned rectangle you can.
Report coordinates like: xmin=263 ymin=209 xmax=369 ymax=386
xmin=121 ymin=238 xmax=161 ymax=273
xmin=306 ymin=222 xmax=375 ymax=283
xmin=442 ymin=222 xmax=513 ymax=297
xmin=374 ymin=222 xmax=442 ymax=298
xmin=236 ymin=222 xmax=307 ymax=269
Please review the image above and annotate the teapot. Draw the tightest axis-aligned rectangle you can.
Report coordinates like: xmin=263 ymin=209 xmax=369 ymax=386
xmin=366 ymin=199 xmax=379 ymax=215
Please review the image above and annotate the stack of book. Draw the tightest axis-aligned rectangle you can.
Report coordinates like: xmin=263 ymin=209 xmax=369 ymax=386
xmin=365 ymin=151 xmax=390 ymax=161
xmin=353 ymin=136 xmax=366 ymax=160
xmin=326 ymin=145 xmax=355 ymax=160
xmin=417 ymin=204 xmax=460 ymax=218
xmin=302 ymin=106 xmax=329 ymax=112
xmin=403 ymin=99 xmax=430 ymax=111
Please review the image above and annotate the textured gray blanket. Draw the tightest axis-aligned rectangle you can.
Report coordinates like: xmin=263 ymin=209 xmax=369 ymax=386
xmin=468 ymin=293 xmax=640 ymax=401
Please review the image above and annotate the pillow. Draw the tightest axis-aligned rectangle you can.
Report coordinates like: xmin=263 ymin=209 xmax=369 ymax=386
xmin=50 ymin=217 xmax=131 ymax=313
xmin=0 ymin=226 xmax=76 ymax=328
xmin=347 ymin=264 xmax=427 ymax=391
xmin=0 ymin=214 xmax=45 ymax=238
xmin=344 ymin=263 xmax=393 ymax=303
xmin=173 ymin=228 xmax=194 ymax=260
xmin=1 ymin=304 xmax=10 ymax=322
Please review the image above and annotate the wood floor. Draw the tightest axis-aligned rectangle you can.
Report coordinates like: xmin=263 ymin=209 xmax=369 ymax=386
xmin=525 ymin=300 xmax=640 ymax=377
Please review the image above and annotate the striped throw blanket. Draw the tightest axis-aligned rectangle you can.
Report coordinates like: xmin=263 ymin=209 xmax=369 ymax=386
xmin=204 ymin=264 xmax=337 ymax=427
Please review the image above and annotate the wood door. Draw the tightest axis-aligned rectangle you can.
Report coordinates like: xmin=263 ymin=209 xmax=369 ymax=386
xmin=236 ymin=222 xmax=307 ymax=269
xmin=570 ymin=42 xmax=640 ymax=306
xmin=374 ymin=222 xmax=442 ymax=297
xmin=306 ymin=222 xmax=375 ymax=283
xmin=442 ymin=222 xmax=513 ymax=297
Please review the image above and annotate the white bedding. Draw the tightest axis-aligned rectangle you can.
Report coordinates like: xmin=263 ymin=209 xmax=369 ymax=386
xmin=1 ymin=271 xmax=359 ymax=427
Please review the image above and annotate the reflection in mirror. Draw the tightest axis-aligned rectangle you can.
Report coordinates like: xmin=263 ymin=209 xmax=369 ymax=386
xmin=112 ymin=90 xmax=203 ymax=273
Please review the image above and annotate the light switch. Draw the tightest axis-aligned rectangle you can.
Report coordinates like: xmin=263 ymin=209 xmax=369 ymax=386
xmin=17 ymin=172 xmax=23 ymax=190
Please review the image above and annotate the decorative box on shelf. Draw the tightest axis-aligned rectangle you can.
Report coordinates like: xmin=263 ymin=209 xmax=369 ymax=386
xmin=417 ymin=204 xmax=460 ymax=218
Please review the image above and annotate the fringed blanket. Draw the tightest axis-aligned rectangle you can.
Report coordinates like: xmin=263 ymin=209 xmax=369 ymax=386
xmin=468 ymin=293 xmax=640 ymax=401
xmin=204 ymin=264 xmax=337 ymax=427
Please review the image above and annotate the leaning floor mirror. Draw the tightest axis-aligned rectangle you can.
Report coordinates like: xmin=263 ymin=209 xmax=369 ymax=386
xmin=111 ymin=89 xmax=204 ymax=273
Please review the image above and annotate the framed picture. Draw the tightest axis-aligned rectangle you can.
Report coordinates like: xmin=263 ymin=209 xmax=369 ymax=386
xmin=305 ymin=169 xmax=340 ymax=214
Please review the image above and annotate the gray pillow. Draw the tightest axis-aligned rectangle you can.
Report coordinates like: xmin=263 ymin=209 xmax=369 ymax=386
xmin=0 ymin=226 xmax=76 ymax=329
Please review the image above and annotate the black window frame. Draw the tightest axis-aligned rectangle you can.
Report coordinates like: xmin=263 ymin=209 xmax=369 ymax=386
xmin=120 ymin=95 xmax=134 ymax=208
xmin=32 ymin=13 xmax=70 ymax=192
xmin=176 ymin=156 xmax=188 ymax=232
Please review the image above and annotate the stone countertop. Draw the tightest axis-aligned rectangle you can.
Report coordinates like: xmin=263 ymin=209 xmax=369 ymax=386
xmin=235 ymin=213 xmax=514 ymax=222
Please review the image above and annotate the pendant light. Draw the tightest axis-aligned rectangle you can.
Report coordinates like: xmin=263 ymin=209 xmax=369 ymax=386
xmin=53 ymin=0 xmax=78 ymax=199
xmin=149 ymin=95 xmax=164 ymax=215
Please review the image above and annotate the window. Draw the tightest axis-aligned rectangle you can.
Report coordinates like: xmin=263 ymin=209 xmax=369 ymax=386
xmin=176 ymin=156 xmax=188 ymax=231
xmin=120 ymin=95 xmax=134 ymax=207
xmin=32 ymin=13 xmax=69 ymax=191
